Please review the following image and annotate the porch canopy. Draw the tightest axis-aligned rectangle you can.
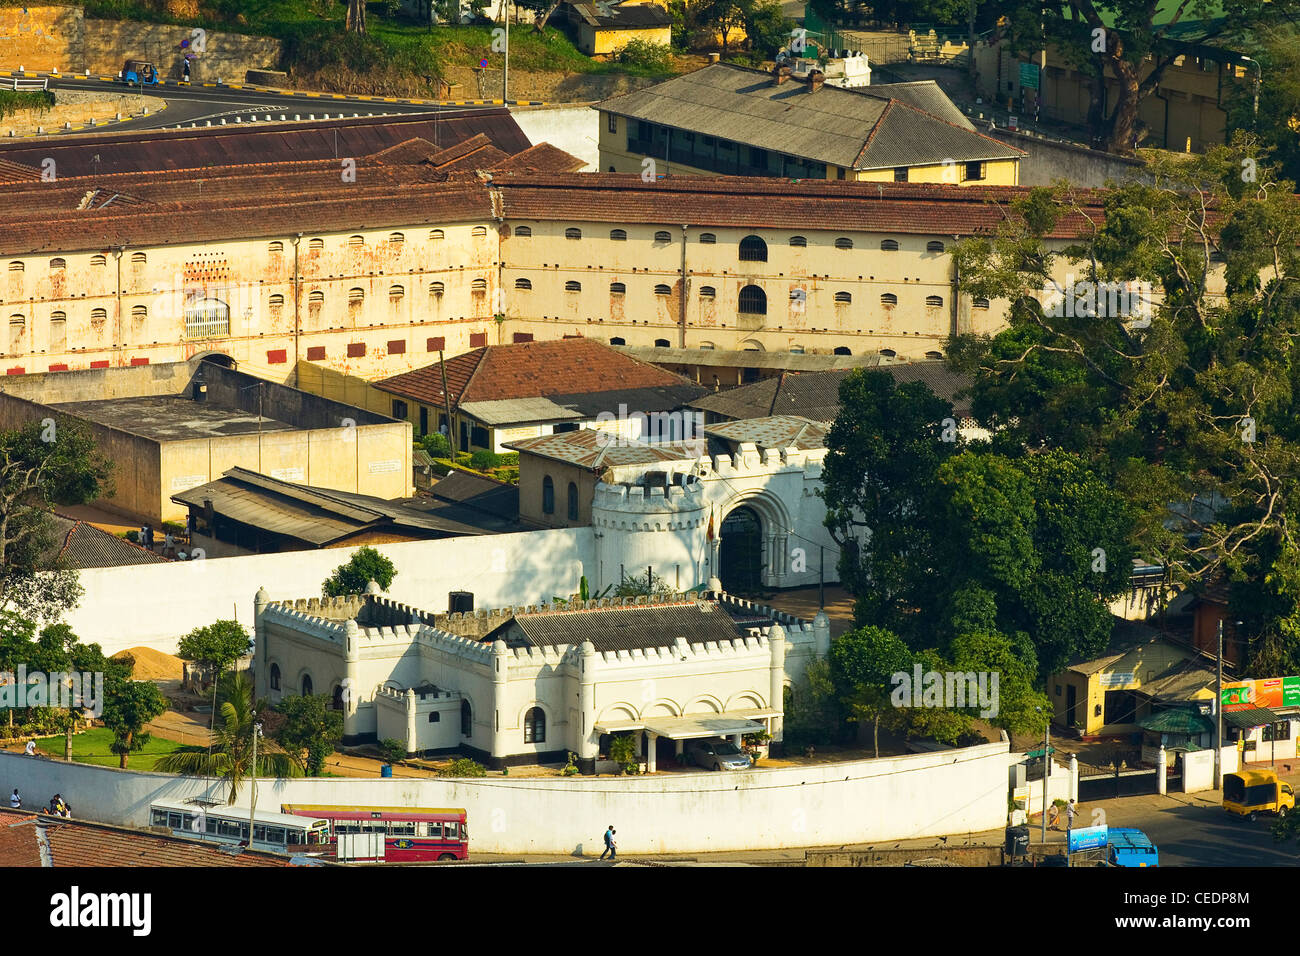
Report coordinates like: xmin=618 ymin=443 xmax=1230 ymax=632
xmin=1224 ymin=707 xmax=1280 ymax=731
xmin=594 ymin=709 xmax=778 ymax=739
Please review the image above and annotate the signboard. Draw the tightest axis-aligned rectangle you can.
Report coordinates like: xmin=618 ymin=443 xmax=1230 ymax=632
xmin=1068 ymin=825 xmax=1108 ymax=853
xmin=1019 ymin=62 xmax=1040 ymax=90
xmin=367 ymin=459 xmax=401 ymax=475
xmin=170 ymin=474 xmax=207 ymax=492
xmin=1013 ymin=786 xmax=1030 ymax=804
xmin=1223 ymin=676 xmax=1300 ymax=711
xmin=270 ymin=467 xmax=305 ymax=483
xmin=1099 ymin=672 xmax=1138 ymax=688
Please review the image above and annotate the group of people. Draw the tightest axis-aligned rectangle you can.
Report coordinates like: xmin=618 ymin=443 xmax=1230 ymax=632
xmin=7 ymin=789 xmax=71 ymax=818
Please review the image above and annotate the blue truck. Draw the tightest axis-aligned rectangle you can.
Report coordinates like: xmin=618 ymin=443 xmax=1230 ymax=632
xmin=1107 ymin=828 xmax=1158 ymax=867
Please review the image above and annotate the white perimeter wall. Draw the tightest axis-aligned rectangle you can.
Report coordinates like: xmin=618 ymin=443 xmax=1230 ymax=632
xmin=63 ymin=528 xmax=595 ymax=655
xmin=0 ymin=741 xmax=1011 ymax=853
xmin=510 ymin=106 xmax=599 ymax=171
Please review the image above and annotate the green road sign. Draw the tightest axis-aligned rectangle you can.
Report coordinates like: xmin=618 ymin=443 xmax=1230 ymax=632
xmin=1019 ymin=62 xmax=1040 ymax=90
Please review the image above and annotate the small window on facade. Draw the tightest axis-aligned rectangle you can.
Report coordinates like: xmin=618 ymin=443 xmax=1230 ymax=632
xmin=267 ymin=348 xmax=288 ymax=364
xmin=430 ymin=281 xmax=445 ymax=296
xmin=307 ymin=346 xmax=326 ymax=360
xmin=389 ymin=232 xmax=405 ymax=245
xmin=91 ymin=307 xmax=108 ymax=321
xmin=654 ymin=284 xmax=671 ymax=295
xmin=608 ymin=113 xmax=617 ymax=133
xmin=461 ymin=699 xmax=472 ymax=737
xmin=973 ymin=297 xmax=990 ymax=310
xmin=90 ymin=255 xmax=107 ymax=267
xmin=348 ymin=235 xmax=364 ymax=248
xmin=429 ymin=229 xmax=445 ymax=241
xmin=470 ymin=332 xmax=488 ymax=347
xmin=565 ymin=228 xmax=582 ymax=240
xmin=894 ymin=167 xmax=909 ymax=182
xmin=309 ymin=238 xmax=325 ymax=252
xmin=347 ymin=342 xmax=365 ymax=357
xmin=301 ymin=674 xmax=313 ymax=696
xmin=131 ymin=305 xmax=147 ymax=319
xmin=269 ymin=294 xmax=285 ymax=308
xmin=834 ymin=346 xmax=852 ymax=355
xmin=834 ymin=292 xmax=852 ymax=303
xmin=789 ymin=236 xmax=807 ymax=247
xmin=49 ymin=258 xmax=66 ymax=271
xmin=835 ymin=237 xmax=853 ymax=250
xmin=516 ymin=278 xmax=532 ymax=290
xmin=268 ymin=241 xmax=284 ymax=254
xmin=699 ymin=286 xmax=716 ymax=298
xmin=881 ymin=293 xmax=898 ymax=306
xmin=309 ymin=290 xmax=325 ymax=305
xmin=610 ymin=282 xmax=626 ymax=295
xmin=270 ymin=664 xmax=281 ymax=690
xmin=880 ymin=348 xmax=897 ymax=357
xmin=654 ymin=230 xmax=672 ymax=243
xmin=699 ymin=341 xmax=715 ymax=349
xmin=699 ymin=233 xmax=716 ymax=244
xmin=388 ymin=339 xmax=406 ymax=354
xmin=567 ymin=482 xmax=579 ymax=521
xmin=524 ymin=706 xmax=546 ymax=744
xmin=738 ymin=235 xmax=768 ymax=262
xmin=565 ymin=280 xmax=582 ymax=292
xmin=349 ymin=288 xmax=364 ymax=303
xmin=512 ymin=332 xmax=534 ymax=343
xmin=925 ymin=350 xmax=944 ymax=360
xmin=610 ymin=229 xmax=627 ymax=241
xmin=428 ymin=711 xmax=440 ymax=723
xmin=472 ymin=226 xmax=488 ymax=238
xmin=389 ymin=284 xmax=405 ymax=299
xmin=471 ymin=278 xmax=488 ymax=292
xmin=880 ymin=239 xmax=899 ymax=251
xmin=654 ymin=338 xmax=671 ymax=347
xmin=514 ymin=226 xmax=532 ymax=237
xmin=927 ymin=240 xmax=945 ymax=253
xmin=542 ymin=476 xmax=555 ymax=514
xmin=427 ymin=336 xmax=446 ymax=351
xmin=965 ymin=161 xmax=986 ymax=181
xmin=609 ymin=337 xmax=626 ymax=345
xmin=925 ymin=295 xmax=943 ymax=307
xmin=131 ymin=252 xmax=146 ymax=265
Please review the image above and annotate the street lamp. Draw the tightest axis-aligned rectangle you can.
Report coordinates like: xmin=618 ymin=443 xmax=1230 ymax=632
xmin=247 ymin=716 xmax=261 ymax=847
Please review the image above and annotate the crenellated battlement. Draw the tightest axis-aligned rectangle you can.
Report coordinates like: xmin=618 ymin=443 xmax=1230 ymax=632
xmin=263 ymin=602 xmax=347 ymax=643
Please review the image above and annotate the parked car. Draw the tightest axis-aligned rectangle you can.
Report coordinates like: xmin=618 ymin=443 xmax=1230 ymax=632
xmin=123 ymin=59 xmax=159 ymax=86
xmin=687 ymin=739 xmax=752 ymax=771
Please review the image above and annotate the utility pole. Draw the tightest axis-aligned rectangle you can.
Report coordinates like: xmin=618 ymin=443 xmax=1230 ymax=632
xmin=247 ymin=716 xmax=260 ymax=847
xmin=819 ymin=545 xmax=825 ymax=610
xmin=503 ymin=0 xmax=509 ymax=104
xmin=1041 ymin=716 xmax=1049 ymax=848
xmin=1214 ymin=617 xmax=1224 ymax=790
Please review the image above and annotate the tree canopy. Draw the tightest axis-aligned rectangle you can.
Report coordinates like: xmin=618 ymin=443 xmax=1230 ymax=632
xmin=322 ymin=545 xmax=398 ymax=597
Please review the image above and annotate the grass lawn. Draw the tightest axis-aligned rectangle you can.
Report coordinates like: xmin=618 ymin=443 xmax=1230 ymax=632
xmin=34 ymin=727 xmax=187 ymax=772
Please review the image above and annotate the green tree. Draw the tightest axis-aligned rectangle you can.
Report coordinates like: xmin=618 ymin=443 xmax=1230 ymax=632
xmin=323 ymin=545 xmax=397 ymax=597
xmin=438 ymin=756 xmax=487 ymax=777
xmin=378 ymin=737 xmax=407 ymax=765
xmin=102 ymin=677 xmax=167 ymax=769
xmin=0 ymin=417 xmax=113 ymax=621
xmin=615 ymin=569 xmax=673 ymax=598
xmin=949 ymin=630 xmax=1051 ymax=736
xmin=952 ymin=144 xmax=1300 ymax=672
xmin=155 ymin=672 xmax=302 ymax=803
xmin=741 ymin=0 xmax=791 ymax=59
xmin=176 ymin=620 xmax=253 ymax=686
xmin=273 ymin=694 xmax=343 ymax=776
xmin=829 ymin=625 xmax=913 ymax=757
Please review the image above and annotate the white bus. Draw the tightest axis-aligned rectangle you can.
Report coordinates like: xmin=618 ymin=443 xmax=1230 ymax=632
xmin=148 ymin=799 xmax=330 ymax=853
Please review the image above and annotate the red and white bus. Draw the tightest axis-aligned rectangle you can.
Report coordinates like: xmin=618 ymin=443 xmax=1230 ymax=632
xmin=281 ymin=805 xmax=469 ymax=862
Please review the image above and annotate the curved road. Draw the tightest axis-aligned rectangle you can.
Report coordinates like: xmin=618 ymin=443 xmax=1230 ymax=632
xmin=10 ymin=72 xmax=545 ymax=133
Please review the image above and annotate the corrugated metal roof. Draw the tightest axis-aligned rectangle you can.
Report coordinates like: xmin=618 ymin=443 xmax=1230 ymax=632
xmin=505 ymin=428 xmax=707 ymax=469
xmin=702 ymin=415 xmax=828 ymax=450
xmin=493 ymin=600 xmax=747 ymax=652
xmin=45 ymin=514 xmax=168 ymax=570
xmin=597 ymin=63 xmax=1023 ymax=171
xmin=459 ymin=397 xmax=584 ymax=426
xmin=1224 ymin=707 xmax=1281 ymax=730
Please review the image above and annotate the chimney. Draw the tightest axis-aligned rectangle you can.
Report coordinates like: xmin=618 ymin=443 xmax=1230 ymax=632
xmin=809 ymin=69 xmax=825 ymax=92
xmin=773 ymin=63 xmax=791 ymax=86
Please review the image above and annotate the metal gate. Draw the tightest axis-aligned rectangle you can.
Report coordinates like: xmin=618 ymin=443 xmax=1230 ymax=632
xmin=1078 ymin=768 xmax=1160 ymax=801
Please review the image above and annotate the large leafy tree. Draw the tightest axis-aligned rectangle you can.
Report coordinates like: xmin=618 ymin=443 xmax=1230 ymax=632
xmin=176 ymin=620 xmax=253 ymax=686
xmin=0 ymin=417 xmax=113 ymax=622
xmin=950 ymin=142 xmax=1300 ymax=673
xmin=273 ymin=694 xmax=343 ymax=776
xmin=156 ymin=672 xmax=303 ymax=803
xmin=828 ymin=624 xmax=913 ymax=756
xmin=102 ymin=677 xmax=167 ymax=769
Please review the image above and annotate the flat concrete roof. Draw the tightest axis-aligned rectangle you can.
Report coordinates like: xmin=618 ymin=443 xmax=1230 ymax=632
xmin=52 ymin=396 xmax=297 ymax=443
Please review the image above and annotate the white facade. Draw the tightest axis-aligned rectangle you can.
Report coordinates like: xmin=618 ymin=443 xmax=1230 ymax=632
xmin=254 ymin=587 xmax=830 ymax=769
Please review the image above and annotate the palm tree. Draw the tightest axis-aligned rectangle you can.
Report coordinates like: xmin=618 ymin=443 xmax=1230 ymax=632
xmin=156 ymin=672 xmax=302 ymax=804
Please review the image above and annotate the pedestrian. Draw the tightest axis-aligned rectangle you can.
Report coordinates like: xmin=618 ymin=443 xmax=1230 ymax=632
xmin=1065 ymin=799 xmax=1076 ymax=832
xmin=599 ymin=824 xmax=616 ymax=861
xmin=9 ymin=789 xmax=20 ymax=809
xmin=163 ymin=531 xmax=175 ymax=558
xmin=24 ymin=740 xmax=36 ymax=756
xmin=183 ymin=57 xmax=191 ymax=83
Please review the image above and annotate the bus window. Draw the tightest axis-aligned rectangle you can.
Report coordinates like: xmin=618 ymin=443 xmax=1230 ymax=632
xmin=427 ymin=822 xmax=443 ymax=838
xmin=444 ymin=822 xmax=459 ymax=840
xmin=460 ymin=821 xmax=468 ymax=841
xmin=253 ymin=824 xmax=267 ymax=842
xmin=266 ymin=827 xmax=286 ymax=844
xmin=168 ymin=812 xmax=184 ymax=829
xmin=390 ymin=823 xmax=416 ymax=837
xmin=151 ymin=809 xmax=169 ymax=827
xmin=206 ymin=817 xmax=219 ymax=835
xmin=310 ymin=824 xmax=329 ymax=844
xmin=219 ymin=820 xmax=245 ymax=839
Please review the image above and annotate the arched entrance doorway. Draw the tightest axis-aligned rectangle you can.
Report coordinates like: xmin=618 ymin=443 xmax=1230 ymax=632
xmin=719 ymin=506 xmax=763 ymax=593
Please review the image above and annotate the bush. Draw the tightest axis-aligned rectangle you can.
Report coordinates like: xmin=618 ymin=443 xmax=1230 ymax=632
xmin=608 ymin=733 xmax=640 ymax=774
xmin=378 ymin=738 xmax=407 ymax=765
xmin=615 ymin=38 xmax=673 ymax=73
xmin=419 ymin=432 xmax=452 ymax=458
xmin=439 ymin=757 xmax=488 ymax=778
xmin=469 ymin=450 xmax=502 ymax=471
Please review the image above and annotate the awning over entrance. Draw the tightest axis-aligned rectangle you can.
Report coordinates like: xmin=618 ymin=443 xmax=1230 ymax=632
xmin=593 ymin=718 xmax=646 ymax=734
xmin=641 ymin=713 xmax=769 ymax=740
xmin=1224 ymin=707 xmax=1280 ymax=730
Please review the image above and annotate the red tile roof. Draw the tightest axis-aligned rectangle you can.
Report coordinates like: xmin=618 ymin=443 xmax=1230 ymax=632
xmin=373 ymin=338 xmax=693 ymax=408
xmin=0 ymin=811 xmax=42 ymax=867
xmin=492 ymin=142 xmax=588 ymax=174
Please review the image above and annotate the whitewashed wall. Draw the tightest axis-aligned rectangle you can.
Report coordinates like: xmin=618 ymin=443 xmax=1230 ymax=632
xmin=64 ymin=528 xmax=595 ymax=655
xmin=510 ymin=106 xmax=599 ymax=171
xmin=0 ymin=740 xmax=1012 ymax=853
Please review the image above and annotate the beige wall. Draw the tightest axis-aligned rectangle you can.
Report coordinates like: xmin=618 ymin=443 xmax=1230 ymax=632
xmin=517 ymin=456 xmax=597 ymax=528
xmin=579 ymin=24 xmax=672 ymax=56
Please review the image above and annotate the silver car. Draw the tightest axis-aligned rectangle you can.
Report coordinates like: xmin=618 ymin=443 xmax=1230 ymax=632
xmin=688 ymin=739 xmax=753 ymax=771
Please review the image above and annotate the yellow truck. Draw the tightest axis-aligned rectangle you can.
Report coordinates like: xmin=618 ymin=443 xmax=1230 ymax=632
xmin=1223 ymin=770 xmax=1295 ymax=821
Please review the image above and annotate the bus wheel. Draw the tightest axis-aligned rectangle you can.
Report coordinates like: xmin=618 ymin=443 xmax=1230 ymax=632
xmin=438 ymin=853 xmax=455 ymax=861
xmin=1249 ymin=812 xmax=1258 ymax=822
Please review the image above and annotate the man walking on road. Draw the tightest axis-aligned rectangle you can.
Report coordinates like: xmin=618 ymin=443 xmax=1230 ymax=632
xmin=600 ymin=825 xmax=617 ymax=861
xmin=1065 ymin=799 xmax=1076 ymax=837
